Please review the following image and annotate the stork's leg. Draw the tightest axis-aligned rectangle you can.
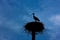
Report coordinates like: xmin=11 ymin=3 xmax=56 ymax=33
xmin=35 ymin=20 xmax=37 ymax=22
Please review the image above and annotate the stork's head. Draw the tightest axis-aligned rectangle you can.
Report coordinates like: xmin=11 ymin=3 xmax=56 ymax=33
xmin=32 ymin=13 xmax=35 ymax=16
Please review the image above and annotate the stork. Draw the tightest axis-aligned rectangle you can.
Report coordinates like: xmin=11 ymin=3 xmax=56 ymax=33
xmin=32 ymin=13 xmax=40 ymax=22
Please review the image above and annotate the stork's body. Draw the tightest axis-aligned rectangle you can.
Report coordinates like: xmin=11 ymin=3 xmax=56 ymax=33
xmin=32 ymin=13 xmax=40 ymax=22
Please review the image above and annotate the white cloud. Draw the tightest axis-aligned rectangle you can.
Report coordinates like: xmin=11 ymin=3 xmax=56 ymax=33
xmin=0 ymin=15 xmax=22 ymax=33
xmin=49 ymin=15 xmax=60 ymax=26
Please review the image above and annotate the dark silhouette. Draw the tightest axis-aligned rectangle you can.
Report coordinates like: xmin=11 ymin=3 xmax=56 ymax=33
xmin=24 ymin=13 xmax=45 ymax=40
xmin=32 ymin=13 xmax=40 ymax=22
xmin=24 ymin=22 xmax=44 ymax=33
xmin=24 ymin=22 xmax=44 ymax=40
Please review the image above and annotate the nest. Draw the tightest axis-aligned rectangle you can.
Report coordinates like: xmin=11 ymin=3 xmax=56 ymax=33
xmin=24 ymin=22 xmax=44 ymax=33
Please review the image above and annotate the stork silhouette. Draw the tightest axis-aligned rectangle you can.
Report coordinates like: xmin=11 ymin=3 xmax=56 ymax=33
xmin=32 ymin=13 xmax=40 ymax=22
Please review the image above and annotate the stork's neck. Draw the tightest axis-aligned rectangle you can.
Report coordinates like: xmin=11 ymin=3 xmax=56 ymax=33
xmin=33 ymin=14 xmax=35 ymax=16
xmin=33 ymin=15 xmax=34 ymax=16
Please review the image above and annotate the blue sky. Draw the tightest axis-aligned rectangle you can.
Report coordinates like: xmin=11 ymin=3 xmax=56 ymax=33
xmin=0 ymin=0 xmax=60 ymax=40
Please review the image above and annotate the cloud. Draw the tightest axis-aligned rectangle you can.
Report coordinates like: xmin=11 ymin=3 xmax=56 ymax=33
xmin=0 ymin=27 xmax=21 ymax=40
xmin=49 ymin=15 xmax=60 ymax=40
xmin=49 ymin=15 xmax=60 ymax=26
xmin=0 ymin=0 xmax=24 ymax=33
xmin=0 ymin=15 xmax=22 ymax=33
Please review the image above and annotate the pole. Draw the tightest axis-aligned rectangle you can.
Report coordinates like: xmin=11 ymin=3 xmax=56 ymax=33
xmin=32 ymin=32 xmax=35 ymax=40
